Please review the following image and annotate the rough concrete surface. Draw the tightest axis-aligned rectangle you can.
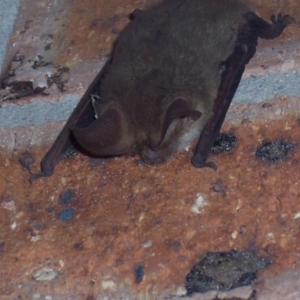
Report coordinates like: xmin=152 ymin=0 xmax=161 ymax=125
xmin=1 ymin=0 xmax=300 ymax=299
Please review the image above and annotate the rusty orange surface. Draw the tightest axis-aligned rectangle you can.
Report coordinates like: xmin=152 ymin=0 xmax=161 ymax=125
xmin=1 ymin=113 xmax=300 ymax=298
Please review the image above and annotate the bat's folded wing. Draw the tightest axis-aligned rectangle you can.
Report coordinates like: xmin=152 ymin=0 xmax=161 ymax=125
xmin=29 ymin=58 xmax=112 ymax=182
xmin=191 ymin=13 xmax=295 ymax=169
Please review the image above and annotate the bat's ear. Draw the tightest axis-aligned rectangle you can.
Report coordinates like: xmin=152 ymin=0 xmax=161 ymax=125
xmin=72 ymin=108 xmax=128 ymax=156
xmin=154 ymin=98 xmax=202 ymax=148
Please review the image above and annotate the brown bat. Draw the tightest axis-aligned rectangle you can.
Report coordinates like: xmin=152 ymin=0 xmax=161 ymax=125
xmin=30 ymin=0 xmax=295 ymax=182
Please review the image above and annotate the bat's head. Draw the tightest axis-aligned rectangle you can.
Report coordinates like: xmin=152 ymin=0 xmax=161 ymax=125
xmin=72 ymin=98 xmax=202 ymax=165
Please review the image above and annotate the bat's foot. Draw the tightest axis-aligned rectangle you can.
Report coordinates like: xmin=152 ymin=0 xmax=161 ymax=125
xmin=270 ymin=13 xmax=296 ymax=28
xmin=245 ymin=12 xmax=295 ymax=40
xmin=29 ymin=172 xmax=50 ymax=183
xmin=29 ymin=158 xmax=54 ymax=183
xmin=191 ymin=154 xmax=218 ymax=171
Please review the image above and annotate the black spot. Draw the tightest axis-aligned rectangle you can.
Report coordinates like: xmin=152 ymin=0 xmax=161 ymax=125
xmin=74 ymin=242 xmax=83 ymax=250
xmin=58 ymin=208 xmax=74 ymax=221
xmin=256 ymin=140 xmax=293 ymax=162
xmin=172 ymin=241 xmax=181 ymax=250
xmin=155 ymin=218 xmax=162 ymax=225
xmin=47 ymin=65 xmax=69 ymax=92
xmin=47 ymin=207 xmax=55 ymax=213
xmin=185 ymin=250 xmax=271 ymax=295
xmin=26 ymin=203 xmax=35 ymax=212
xmin=210 ymin=132 xmax=237 ymax=154
xmin=134 ymin=265 xmax=144 ymax=283
xmin=18 ymin=151 xmax=35 ymax=170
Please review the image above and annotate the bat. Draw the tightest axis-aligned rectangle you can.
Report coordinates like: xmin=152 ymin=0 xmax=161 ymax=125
xmin=30 ymin=0 xmax=295 ymax=182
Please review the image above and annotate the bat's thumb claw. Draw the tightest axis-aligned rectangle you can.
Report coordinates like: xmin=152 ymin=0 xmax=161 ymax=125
xmin=274 ymin=14 xmax=296 ymax=26
xmin=271 ymin=14 xmax=276 ymax=24
xmin=29 ymin=172 xmax=48 ymax=183
xmin=191 ymin=154 xmax=218 ymax=170
xmin=204 ymin=161 xmax=218 ymax=171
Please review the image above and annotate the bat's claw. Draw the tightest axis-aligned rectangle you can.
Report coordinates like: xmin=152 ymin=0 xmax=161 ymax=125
xmin=245 ymin=11 xmax=295 ymax=40
xmin=191 ymin=154 xmax=218 ymax=170
xmin=29 ymin=172 xmax=49 ymax=183
xmin=271 ymin=13 xmax=295 ymax=27
xmin=29 ymin=159 xmax=54 ymax=183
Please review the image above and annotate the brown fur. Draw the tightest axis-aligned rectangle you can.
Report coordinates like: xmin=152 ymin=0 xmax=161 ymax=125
xmin=74 ymin=0 xmax=251 ymax=164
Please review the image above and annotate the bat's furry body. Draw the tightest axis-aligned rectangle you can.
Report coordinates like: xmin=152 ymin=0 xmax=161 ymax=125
xmin=31 ymin=0 xmax=294 ymax=181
